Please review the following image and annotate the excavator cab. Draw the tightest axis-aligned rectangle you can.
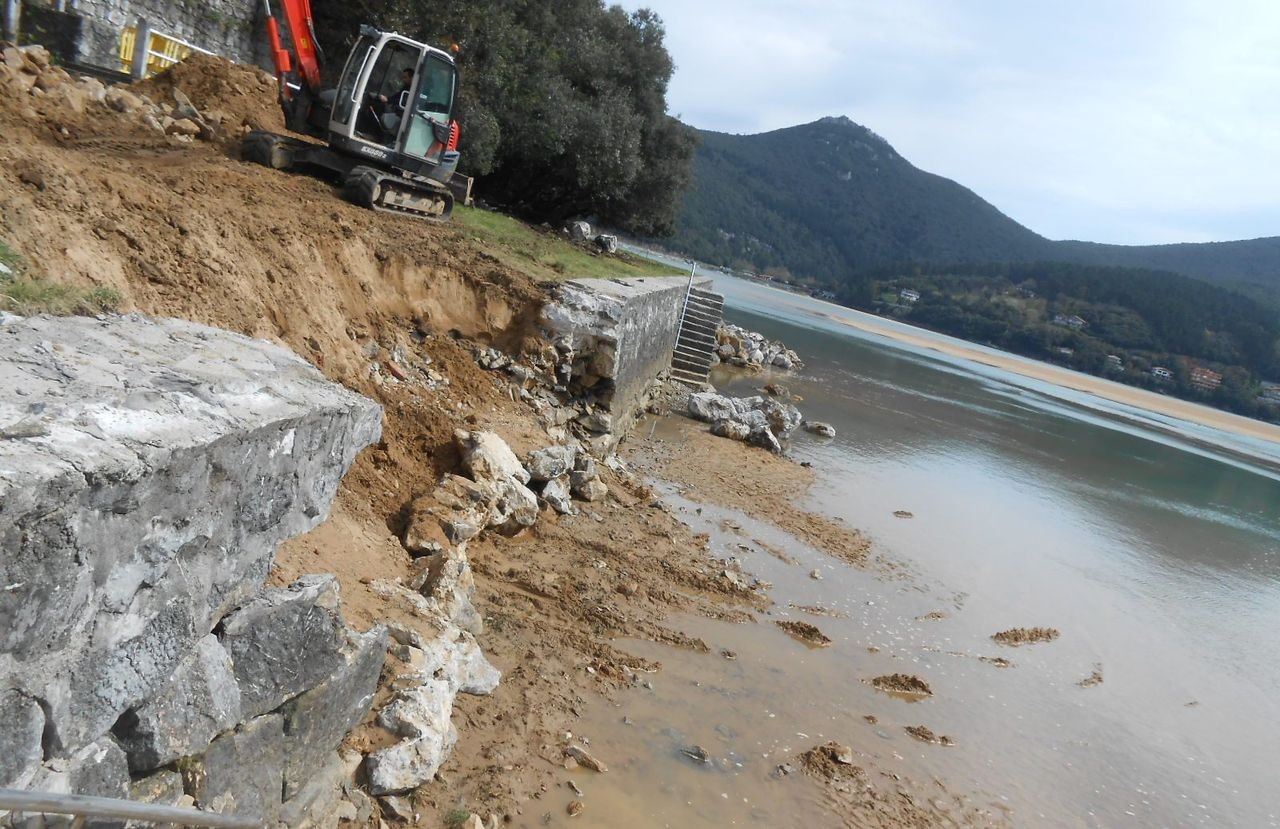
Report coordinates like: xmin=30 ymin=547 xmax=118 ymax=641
xmin=328 ymin=28 xmax=460 ymax=186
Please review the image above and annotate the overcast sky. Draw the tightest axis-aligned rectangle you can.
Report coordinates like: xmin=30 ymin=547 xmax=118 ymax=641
xmin=619 ymin=0 xmax=1280 ymax=246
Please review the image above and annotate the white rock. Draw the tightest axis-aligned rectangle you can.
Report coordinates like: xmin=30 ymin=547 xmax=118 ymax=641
xmin=456 ymin=430 xmax=530 ymax=485
xmin=542 ymin=476 xmax=577 ymax=515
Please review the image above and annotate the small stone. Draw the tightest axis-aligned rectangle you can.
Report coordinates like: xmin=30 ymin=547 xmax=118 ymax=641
xmin=564 ymin=745 xmax=607 ymax=773
xmin=567 ymin=799 xmax=585 ymax=816
xmin=804 ymin=421 xmax=836 ymax=438
xmin=809 ymin=569 xmax=823 ymax=580
xmin=379 ymin=794 xmax=416 ymax=822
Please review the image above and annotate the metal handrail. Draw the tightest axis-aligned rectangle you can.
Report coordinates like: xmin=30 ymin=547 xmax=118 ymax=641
xmin=0 ymin=788 xmax=260 ymax=829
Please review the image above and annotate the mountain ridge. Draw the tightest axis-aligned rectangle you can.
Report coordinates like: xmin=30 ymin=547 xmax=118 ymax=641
xmin=670 ymin=116 xmax=1280 ymax=300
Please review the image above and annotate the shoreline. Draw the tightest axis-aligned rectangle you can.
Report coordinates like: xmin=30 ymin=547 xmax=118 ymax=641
xmin=722 ymin=278 xmax=1280 ymax=449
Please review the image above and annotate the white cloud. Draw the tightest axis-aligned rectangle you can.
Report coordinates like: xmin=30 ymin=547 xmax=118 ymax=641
xmin=619 ymin=0 xmax=1280 ymax=244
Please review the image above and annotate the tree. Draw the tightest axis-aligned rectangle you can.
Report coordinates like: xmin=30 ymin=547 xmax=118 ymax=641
xmin=311 ymin=0 xmax=696 ymax=234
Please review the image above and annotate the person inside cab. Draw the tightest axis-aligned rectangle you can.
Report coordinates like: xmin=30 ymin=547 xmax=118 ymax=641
xmin=365 ymin=67 xmax=414 ymax=144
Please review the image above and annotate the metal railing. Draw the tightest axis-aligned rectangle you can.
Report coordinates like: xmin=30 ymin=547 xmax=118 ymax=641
xmin=0 ymin=788 xmax=259 ymax=828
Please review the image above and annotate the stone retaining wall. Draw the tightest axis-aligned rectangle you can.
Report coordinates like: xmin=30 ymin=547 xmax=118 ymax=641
xmin=540 ymin=276 xmax=711 ymax=444
xmin=24 ymin=0 xmax=268 ymax=71
xmin=0 ymin=312 xmax=382 ymax=823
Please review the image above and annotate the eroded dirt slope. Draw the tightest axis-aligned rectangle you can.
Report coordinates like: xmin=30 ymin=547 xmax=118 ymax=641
xmin=0 ymin=51 xmax=761 ymax=824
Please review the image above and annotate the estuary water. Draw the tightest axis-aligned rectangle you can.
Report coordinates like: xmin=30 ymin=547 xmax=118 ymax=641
xmin=568 ymin=274 xmax=1280 ymax=828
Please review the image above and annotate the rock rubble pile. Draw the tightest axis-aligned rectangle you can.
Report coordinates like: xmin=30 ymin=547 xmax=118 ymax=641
xmin=686 ymin=390 xmax=805 ymax=453
xmin=0 ymin=44 xmax=269 ymax=145
xmin=713 ymin=323 xmax=804 ymax=371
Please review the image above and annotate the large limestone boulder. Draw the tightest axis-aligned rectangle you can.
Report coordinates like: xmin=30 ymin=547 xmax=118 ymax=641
xmin=525 ymin=445 xmax=577 ymax=482
xmin=688 ymin=391 xmax=737 ymax=422
xmin=0 ymin=313 xmax=381 ymax=763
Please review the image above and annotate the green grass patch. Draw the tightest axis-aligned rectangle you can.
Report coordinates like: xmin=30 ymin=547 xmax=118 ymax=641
xmin=453 ymin=207 xmax=684 ymax=281
xmin=443 ymin=810 xmax=472 ymax=828
xmin=0 ymin=239 xmax=122 ymax=316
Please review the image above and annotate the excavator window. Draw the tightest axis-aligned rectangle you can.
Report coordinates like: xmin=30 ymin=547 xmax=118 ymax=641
xmin=331 ymin=35 xmax=375 ymax=131
xmin=402 ymin=54 xmax=457 ymax=160
xmin=355 ymin=41 xmax=423 ymax=147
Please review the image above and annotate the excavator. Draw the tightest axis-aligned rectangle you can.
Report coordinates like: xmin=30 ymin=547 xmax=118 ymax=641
xmin=241 ymin=0 xmax=462 ymax=221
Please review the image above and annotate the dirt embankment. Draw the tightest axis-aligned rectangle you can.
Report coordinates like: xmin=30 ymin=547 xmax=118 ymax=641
xmin=1 ymin=51 xmax=760 ymax=824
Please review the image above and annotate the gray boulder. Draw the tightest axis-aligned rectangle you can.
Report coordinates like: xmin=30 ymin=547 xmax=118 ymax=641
xmin=281 ymin=625 xmax=388 ymax=800
xmin=710 ymin=419 xmax=750 ymax=441
xmin=804 ymin=421 xmax=837 ymax=438
xmin=570 ymin=470 xmax=608 ymax=502
xmin=746 ymin=426 xmax=783 ymax=454
xmin=455 ymin=430 xmax=530 ymax=485
xmin=0 ymin=689 xmax=44 ymax=789
xmin=219 ymin=575 xmax=351 ymax=720
xmin=757 ymin=397 xmax=803 ymax=437
xmin=488 ymin=478 xmax=539 ymax=536
xmin=27 ymin=738 xmax=130 ymax=804
xmin=525 ymin=445 xmax=576 ymax=482
xmin=184 ymin=713 xmax=285 ymax=824
xmin=366 ymin=680 xmax=458 ymax=795
xmin=688 ymin=392 xmax=737 ymax=423
xmin=542 ymin=476 xmax=576 ymax=515
xmin=129 ymin=768 xmax=185 ymax=807
xmin=279 ymin=749 xmax=350 ymax=829
xmin=112 ymin=634 xmax=242 ymax=772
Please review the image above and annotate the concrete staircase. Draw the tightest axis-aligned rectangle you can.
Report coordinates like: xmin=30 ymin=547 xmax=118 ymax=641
xmin=670 ymin=285 xmax=725 ymax=386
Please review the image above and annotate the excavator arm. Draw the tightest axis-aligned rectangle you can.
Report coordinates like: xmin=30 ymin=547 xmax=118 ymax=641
xmin=263 ymin=0 xmax=323 ymax=98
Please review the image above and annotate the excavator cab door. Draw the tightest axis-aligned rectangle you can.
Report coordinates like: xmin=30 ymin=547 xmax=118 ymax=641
xmin=399 ymin=52 xmax=458 ymax=165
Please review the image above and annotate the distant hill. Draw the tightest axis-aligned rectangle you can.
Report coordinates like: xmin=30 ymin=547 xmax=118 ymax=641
xmin=671 ymin=117 xmax=1280 ymax=302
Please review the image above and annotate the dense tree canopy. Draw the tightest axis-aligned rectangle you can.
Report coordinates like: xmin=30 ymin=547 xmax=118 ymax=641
xmin=312 ymin=0 xmax=696 ymax=234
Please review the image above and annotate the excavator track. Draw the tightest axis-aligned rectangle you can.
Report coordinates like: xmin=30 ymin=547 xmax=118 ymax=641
xmin=342 ymin=165 xmax=454 ymax=223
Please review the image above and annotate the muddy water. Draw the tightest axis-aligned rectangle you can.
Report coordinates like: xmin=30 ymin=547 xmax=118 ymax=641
xmin=557 ymin=277 xmax=1280 ymax=828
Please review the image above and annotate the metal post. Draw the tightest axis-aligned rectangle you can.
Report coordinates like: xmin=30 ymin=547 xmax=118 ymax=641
xmin=3 ymin=0 xmax=21 ymax=43
xmin=0 ymin=788 xmax=260 ymax=828
xmin=130 ymin=17 xmax=151 ymax=80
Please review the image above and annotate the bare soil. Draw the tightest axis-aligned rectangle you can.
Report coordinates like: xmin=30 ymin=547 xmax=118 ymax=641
xmin=871 ymin=674 xmax=934 ymax=697
xmin=630 ymin=418 xmax=874 ymax=567
xmin=992 ymin=627 xmax=1061 ymax=646
xmin=775 ymin=619 xmax=832 ymax=647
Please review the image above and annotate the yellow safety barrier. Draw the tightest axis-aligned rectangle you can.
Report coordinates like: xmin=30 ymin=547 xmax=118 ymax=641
xmin=118 ymin=25 xmax=213 ymax=79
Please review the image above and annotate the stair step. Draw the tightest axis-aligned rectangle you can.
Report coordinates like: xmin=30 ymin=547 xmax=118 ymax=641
xmin=680 ymin=327 xmax=718 ymax=344
xmin=678 ymin=329 xmax=716 ymax=344
xmin=674 ymin=350 xmax=712 ymax=367
xmin=673 ymin=358 xmax=711 ymax=374
xmin=681 ymin=316 xmax=720 ymax=332
xmin=671 ymin=363 xmax=709 ymax=379
xmin=689 ymin=288 xmax=724 ymax=303
xmin=682 ymin=310 xmax=722 ymax=328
